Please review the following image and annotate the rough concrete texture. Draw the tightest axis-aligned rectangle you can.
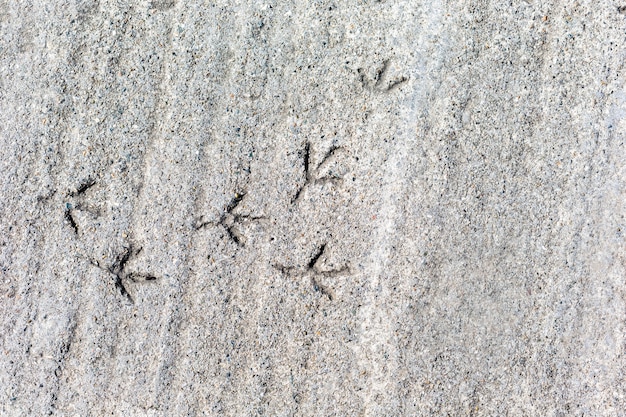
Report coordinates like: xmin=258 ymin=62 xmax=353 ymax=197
xmin=1 ymin=0 xmax=626 ymax=415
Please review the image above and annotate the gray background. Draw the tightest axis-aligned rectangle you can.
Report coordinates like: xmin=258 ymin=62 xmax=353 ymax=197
xmin=1 ymin=0 xmax=625 ymax=415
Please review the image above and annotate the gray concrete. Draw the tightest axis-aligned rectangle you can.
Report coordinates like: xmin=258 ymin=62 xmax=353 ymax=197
xmin=1 ymin=1 xmax=625 ymax=415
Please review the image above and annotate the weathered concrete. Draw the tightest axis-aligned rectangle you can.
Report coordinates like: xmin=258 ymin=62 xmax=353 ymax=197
xmin=1 ymin=1 xmax=625 ymax=415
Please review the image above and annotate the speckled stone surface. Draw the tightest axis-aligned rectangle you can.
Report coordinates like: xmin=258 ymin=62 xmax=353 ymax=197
xmin=1 ymin=1 xmax=626 ymax=415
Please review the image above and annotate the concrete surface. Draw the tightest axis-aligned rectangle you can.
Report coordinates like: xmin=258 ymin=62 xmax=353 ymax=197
xmin=1 ymin=0 xmax=626 ymax=415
